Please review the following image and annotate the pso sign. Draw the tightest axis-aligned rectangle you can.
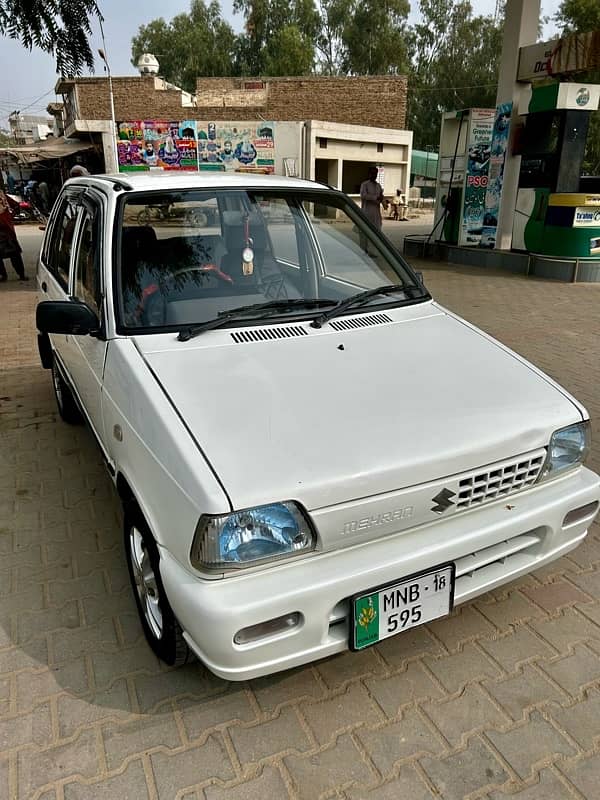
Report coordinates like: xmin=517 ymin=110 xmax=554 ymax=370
xmin=467 ymin=175 xmax=489 ymax=188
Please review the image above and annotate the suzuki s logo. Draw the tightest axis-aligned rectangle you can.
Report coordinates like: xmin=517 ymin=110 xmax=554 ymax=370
xmin=431 ymin=488 xmax=456 ymax=514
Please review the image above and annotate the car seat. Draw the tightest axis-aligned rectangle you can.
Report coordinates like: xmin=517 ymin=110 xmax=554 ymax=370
xmin=221 ymin=211 xmax=287 ymax=298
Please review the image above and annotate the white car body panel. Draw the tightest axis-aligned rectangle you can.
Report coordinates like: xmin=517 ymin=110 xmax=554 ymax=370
xmin=135 ymin=302 xmax=581 ymax=516
xmin=101 ymin=338 xmax=230 ymax=567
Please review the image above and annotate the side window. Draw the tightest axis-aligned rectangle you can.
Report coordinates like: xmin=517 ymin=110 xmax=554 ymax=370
xmin=47 ymin=197 xmax=80 ymax=289
xmin=73 ymin=210 xmax=101 ymax=317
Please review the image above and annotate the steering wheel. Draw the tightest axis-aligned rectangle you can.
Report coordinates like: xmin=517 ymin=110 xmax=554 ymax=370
xmin=168 ymin=264 xmax=234 ymax=286
xmin=138 ymin=264 xmax=234 ymax=327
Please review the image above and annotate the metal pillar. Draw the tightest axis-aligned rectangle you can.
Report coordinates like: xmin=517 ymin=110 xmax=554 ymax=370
xmin=494 ymin=0 xmax=540 ymax=250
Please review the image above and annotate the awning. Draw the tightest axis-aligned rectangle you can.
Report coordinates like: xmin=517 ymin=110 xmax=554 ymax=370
xmin=0 ymin=136 xmax=96 ymax=165
xmin=411 ymin=149 xmax=439 ymax=179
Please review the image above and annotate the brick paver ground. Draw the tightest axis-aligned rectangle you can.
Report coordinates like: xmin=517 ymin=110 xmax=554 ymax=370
xmin=1 ymin=226 xmax=600 ymax=799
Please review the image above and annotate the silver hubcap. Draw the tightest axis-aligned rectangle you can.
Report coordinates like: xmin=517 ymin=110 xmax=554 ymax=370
xmin=129 ymin=527 xmax=163 ymax=639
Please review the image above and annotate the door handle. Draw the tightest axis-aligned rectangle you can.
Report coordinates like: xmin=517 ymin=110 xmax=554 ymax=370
xmin=41 ymin=281 xmax=47 ymax=292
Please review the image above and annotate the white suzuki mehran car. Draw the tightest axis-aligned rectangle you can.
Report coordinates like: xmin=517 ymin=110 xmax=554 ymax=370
xmin=36 ymin=172 xmax=600 ymax=679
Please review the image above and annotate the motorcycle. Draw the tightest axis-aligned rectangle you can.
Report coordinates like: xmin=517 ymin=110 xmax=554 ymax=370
xmin=7 ymin=193 xmax=46 ymax=224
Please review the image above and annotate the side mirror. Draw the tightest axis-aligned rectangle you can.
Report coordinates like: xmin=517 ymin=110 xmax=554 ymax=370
xmin=36 ymin=300 xmax=99 ymax=336
xmin=415 ymin=270 xmax=424 ymax=284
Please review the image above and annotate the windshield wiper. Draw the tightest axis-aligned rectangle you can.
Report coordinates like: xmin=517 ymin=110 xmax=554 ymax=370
xmin=177 ymin=298 xmax=337 ymax=342
xmin=310 ymin=283 xmax=423 ymax=329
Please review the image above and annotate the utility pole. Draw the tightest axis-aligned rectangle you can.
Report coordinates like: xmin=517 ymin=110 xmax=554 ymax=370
xmin=98 ymin=19 xmax=118 ymax=172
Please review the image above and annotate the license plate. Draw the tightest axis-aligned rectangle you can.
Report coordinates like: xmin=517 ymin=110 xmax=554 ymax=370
xmin=351 ymin=563 xmax=455 ymax=650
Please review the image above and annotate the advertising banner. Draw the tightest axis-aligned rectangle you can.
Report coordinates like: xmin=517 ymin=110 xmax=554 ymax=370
xmin=459 ymin=109 xmax=495 ymax=246
xmin=480 ymin=102 xmax=512 ymax=249
xmin=573 ymin=207 xmax=600 ymax=227
xmin=116 ymin=120 xmax=275 ymax=173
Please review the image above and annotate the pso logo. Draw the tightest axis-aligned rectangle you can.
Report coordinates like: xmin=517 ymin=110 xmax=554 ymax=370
xmin=576 ymin=88 xmax=590 ymax=107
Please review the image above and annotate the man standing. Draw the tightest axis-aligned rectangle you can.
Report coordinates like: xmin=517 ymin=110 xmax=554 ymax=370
xmin=360 ymin=166 xmax=385 ymax=229
xmin=0 ymin=189 xmax=28 ymax=282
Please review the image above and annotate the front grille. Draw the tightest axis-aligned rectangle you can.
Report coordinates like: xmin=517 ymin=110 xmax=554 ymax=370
xmin=456 ymin=452 xmax=545 ymax=510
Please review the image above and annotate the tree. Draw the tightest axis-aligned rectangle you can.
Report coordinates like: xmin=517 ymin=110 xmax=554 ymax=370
xmin=314 ymin=0 xmax=410 ymax=76
xmin=555 ymin=0 xmax=600 ymax=174
xmin=131 ymin=0 xmax=238 ymax=93
xmin=0 ymin=0 xmax=102 ymax=74
xmin=315 ymin=0 xmax=350 ymax=74
xmin=340 ymin=0 xmax=410 ymax=75
xmin=555 ymin=0 xmax=600 ymax=34
xmin=233 ymin=0 xmax=320 ymax=75
xmin=407 ymin=0 xmax=503 ymax=148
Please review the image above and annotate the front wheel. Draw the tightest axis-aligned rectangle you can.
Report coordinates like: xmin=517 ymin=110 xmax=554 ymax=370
xmin=124 ymin=503 xmax=191 ymax=667
xmin=52 ymin=357 xmax=82 ymax=424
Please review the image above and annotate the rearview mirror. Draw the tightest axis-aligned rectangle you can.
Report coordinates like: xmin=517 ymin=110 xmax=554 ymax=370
xmin=36 ymin=300 xmax=99 ymax=336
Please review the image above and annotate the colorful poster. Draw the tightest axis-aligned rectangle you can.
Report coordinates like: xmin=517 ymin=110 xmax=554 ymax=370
xmin=116 ymin=121 xmax=275 ymax=174
xmin=459 ymin=109 xmax=495 ymax=246
xmin=480 ymin=102 xmax=512 ymax=249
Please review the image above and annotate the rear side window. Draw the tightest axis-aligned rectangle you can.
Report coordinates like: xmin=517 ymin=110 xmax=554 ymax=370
xmin=47 ymin=196 xmax=80 ymax=289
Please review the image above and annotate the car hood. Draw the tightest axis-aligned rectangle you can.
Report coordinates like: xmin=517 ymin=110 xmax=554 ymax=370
xmin=134 ymin=302 xmax=581 ymax=512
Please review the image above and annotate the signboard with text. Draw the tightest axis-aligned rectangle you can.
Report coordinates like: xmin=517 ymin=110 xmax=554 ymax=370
xmin=459 ymin=109 xmax=495 ymax=246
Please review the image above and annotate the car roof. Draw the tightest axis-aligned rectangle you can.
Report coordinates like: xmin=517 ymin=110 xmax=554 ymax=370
xmin=67 ymin=172 xmax=324 ymax=194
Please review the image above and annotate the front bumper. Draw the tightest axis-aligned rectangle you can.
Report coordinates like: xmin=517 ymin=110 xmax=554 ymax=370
xmin=160 ymin=466 xmax=600 ymax=681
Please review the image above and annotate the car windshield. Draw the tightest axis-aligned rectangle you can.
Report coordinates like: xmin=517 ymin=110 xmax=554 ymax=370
xmin=117 ymin=188 xmax=422 ymax=331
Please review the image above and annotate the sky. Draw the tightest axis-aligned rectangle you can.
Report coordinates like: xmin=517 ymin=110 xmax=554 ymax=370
xmin=0 ymin=0 xmax=561 ymax=128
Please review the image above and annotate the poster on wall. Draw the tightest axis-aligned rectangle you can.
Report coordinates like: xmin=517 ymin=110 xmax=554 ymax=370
xmin=480 ymin=102 xmax=512 ymax=249
xmin=117 ymin=120 xmax=199 ymax=171
xmin=116 ymin=120 xmax=276 ymax=173
xmin=459 ymin=108 xmax=495 ymax=246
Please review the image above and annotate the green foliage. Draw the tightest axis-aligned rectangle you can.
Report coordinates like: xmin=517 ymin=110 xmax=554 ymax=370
xmin=314 ymin=0 xmax=409 ymax=76
xmin=131 ymin=0 xmax=237 ymax=93
xmin=340 ymin=0 xmax=410 ymax=75
xmin=407 ymin=0 xmax=503 ymax=148
xmin=555 ymin=0 xmax=600 ymax=33
xmin=233 ymin=0 xmax=320 ymax=75
xmin=0 ymin=128 xmax=12 ymax=147
xmin=555 ymin=0 xmax=600 ymax=174
xmin=0 ymin=0 xmax=102 ymax=74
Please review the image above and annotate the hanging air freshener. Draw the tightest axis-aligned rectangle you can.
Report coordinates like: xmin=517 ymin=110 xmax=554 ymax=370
xmin=242 ymin=215 xmax=254 ymax=276
xmin=242 ymin=247 xmax=254 ymax=275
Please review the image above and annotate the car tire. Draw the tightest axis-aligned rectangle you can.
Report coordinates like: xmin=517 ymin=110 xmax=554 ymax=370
xmin=124 ymin=502 xmax=192 ymax=667
xmin=52 ymin=356 xmax=82 ymax=424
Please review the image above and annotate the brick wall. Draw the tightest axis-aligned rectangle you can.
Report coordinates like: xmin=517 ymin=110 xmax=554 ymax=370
xmin=69 ymin=75 xmax=408 ymax=130
xmin=195 ymin=76 xmax=408 ymax=129
xmin=75 ymin=78 xmax=190 ymax=121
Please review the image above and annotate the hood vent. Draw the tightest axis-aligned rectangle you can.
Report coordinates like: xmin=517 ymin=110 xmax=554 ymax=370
xmin=231 ymin=325 xmax=308 ymax=343
xmin=329 ymin=312 xmax=392 ymax=332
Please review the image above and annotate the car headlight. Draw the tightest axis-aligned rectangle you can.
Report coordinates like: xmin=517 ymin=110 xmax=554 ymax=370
xmin=191 ymin=501 xmax=316 ymax=571
xmin=540 ymin=421 xmax=591 ymax=480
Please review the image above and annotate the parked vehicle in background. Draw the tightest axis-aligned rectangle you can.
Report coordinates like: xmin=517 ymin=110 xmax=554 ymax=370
xmin=35 ymin=172 xmax=600 ymax=680
xmin=7 ymin=192 xmax=46 ymax=223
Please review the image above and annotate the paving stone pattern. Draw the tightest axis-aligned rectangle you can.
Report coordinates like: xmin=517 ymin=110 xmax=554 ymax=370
xmin=1 ymin=230 xmax=600 ymax=798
